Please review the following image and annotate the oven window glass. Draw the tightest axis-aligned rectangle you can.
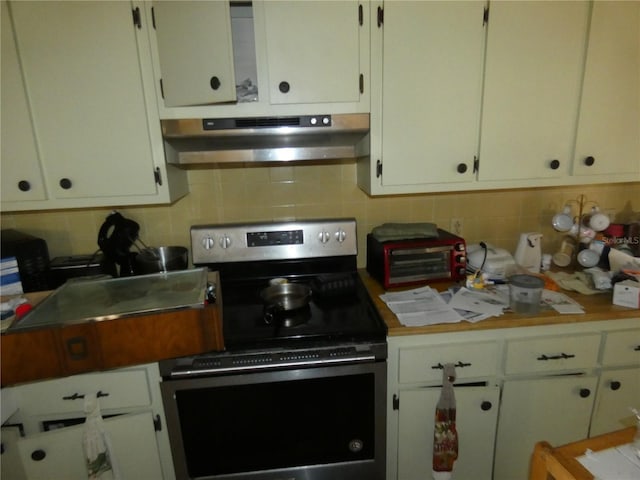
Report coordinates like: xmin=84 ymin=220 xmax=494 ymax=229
xmin=175 ymin=373 xmax=375 ymax=477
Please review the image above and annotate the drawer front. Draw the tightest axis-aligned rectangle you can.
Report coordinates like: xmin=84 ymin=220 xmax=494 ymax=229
xmin=399 ymin=342 xmax=499 ymax=384
xmin=601 ymin=329 xmax=640 ymax=367
xmin=505 ymin=334 xmax=600 ymax=375
xmin=16 ymin=368 xmax=151 ymax=416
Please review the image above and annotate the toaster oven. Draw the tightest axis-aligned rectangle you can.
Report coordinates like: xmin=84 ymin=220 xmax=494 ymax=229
xmin=366 ymin=229 xmax=467 ymax=289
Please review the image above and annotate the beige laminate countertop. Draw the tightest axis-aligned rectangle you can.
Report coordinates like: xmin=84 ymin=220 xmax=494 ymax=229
xmin=359 ymin=270 xmax=640 ymax=336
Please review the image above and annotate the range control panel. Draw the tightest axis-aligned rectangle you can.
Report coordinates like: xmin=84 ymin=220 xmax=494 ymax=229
xmin=191 ymin=218 xmax=357 ymax=264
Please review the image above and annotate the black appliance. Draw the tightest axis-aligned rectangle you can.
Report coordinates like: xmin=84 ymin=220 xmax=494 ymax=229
xmin=160 ymin=218 xmax=387 ymax=480
xmin=49 ymin=254 xmax=106 ymax=288
xmin=0 ymin=229 xmax=51 ymax=292
xmin=97 ymin=211 xmax=140 ymax=277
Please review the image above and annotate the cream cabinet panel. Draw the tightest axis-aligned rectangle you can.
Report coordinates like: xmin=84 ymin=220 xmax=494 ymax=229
xmin=493 ymin=375 xmax=598 ymax=480
xmin=397 ymin=386 xmax=499 ymax=480
xmin=15 ymin=369 xmax=152 ymax=417
xmin=478 ymin=0 xmax=589 ymax=182
xmin=590 ymin=367 xmax=640 ymax=436
xmin=263 ymin=1 xmax=361 ymax=105
xmin=16 ymin=412 xmax=164 ymax=480
xmin=152 ymin=1 xmax=237 ymax=107
xmin=0 ymin=1 xmax=46 ymax=203
xmin=369 ymin=1 xmax=485 ymax=191
xmin=601 ymin=328 xmax=640 ymax=367
xmin=398 ymin=341 xmax=499 ymax=384
xmin=2 ymin=1 xmax=188 ymax=212
xmin=504 ymin=333 xmax=600 ymax=375
xmin=573 ymin=1 xmax=640 ymax=178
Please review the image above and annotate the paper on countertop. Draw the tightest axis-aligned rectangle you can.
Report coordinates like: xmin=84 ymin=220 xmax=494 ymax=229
xmin=448 ymin=287 xmax=507 ymax=317
xmin=577 ymin=444 xmax=640 ymax=480
xmin=542 ymin=290 xmax=585 ymax=314
xmin=380 ymin=286 xmax=466 ymax=326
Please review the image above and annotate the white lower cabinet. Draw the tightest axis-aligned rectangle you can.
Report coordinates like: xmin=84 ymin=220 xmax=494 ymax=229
xmin=398 ymin=386 xmax=499 ymax=480
xmin=493 ymin=375 xmax=599 ymax=480
xmin=0 ymin=363 xmax=175 ymax=480
xmin=12 ymin=411 xmax=163 ymax=480
xmin=387 ymin=318 xmax=639 ymax=480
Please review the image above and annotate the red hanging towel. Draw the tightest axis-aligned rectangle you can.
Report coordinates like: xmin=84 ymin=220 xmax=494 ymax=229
xmin=432 ymin=363 xmax=458 ymax=480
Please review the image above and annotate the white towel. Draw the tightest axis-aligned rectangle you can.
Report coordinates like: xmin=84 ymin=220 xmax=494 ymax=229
xmin=82 ymin=393 xmax=122 ymax=480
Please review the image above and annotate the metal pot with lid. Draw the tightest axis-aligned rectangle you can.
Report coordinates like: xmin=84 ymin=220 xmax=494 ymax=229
xmin=260 ymin=282 xmax=312 ymax=325
xmin=135 ymin=246 xmax=188 ymax=274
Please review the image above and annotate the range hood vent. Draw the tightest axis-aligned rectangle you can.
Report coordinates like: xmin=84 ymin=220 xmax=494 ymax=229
xmin=162 ymin=113 xmax=370 ymax=165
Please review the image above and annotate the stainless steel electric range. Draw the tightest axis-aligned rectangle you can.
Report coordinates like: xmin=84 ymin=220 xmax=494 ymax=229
xmin=159 ymin=218 xmax=387 ymax=480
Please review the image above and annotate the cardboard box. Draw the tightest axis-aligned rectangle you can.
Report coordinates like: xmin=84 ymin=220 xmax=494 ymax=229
xmin=612 ymin=280 xmax=640 ymax=309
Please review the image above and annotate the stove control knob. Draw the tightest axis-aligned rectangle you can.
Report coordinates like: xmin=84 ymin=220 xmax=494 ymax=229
xmin=202 ymin=236 xmax=215 ymax=250
xmin=220 ymin=234 xmax=232 ymax=249
xmin=335 ymin=229 xmax=347 ymax=243
xmin=319 ymin=230 xmax=331 ymax=243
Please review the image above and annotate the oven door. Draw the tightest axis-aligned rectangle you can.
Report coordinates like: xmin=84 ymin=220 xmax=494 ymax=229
xmin=161 ymin=361 xmax=386 ymax=480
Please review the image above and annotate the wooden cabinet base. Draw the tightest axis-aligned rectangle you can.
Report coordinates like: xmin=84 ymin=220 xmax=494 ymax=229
xmin=1 ymin=303 xmax=222 ymax=387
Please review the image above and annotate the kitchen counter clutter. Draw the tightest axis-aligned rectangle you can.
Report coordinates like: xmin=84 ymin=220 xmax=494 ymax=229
xmin=0 ymin=270 xmax=223 ymax=387
xmin=363 ymin=269 xmax=640 ymax=480
xmin=360 ymin=270 xmax=640 ymax=335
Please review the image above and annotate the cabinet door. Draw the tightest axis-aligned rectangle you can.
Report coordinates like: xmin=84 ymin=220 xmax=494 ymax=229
xmin=16 ymin=412 xmax=164 ymax=480
xmin=0 ymin=1 xmax=46 ymax=203
xmin=590 ymin=367 xmax=640 ymax=436
xmin=478 ymin=1 xmax=589 ymax=182
xmin=10 ymin=1 xmax=159 ymax=200
xmin=573 ymin=1 xmax=640 ymax=178
xmin=493 ymin=375 xmax=598 ymax=480
xmin=379 ymin=1 xmax=485 ymax=187
xmin=152 ymin=1 xmax=237 ymax=107
xmin=263 ymin=1 xmax=361 ymax=105
xmin=397 ymin=386 xmax=499 ymax=480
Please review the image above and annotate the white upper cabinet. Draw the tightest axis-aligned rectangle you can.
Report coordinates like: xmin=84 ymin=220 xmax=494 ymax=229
xmin=263 ymin=1 xmax=361 ymax=105
xmin=148 ymin=0 xmax=369 ymax=118
xmin=572 ymin=1 xmax=640 ymax=178
xmin=152 ymin=1 xmax=237 ymax=107
xmin=359 ymin=0 xmax=486 ymax=194
xmin=1 ymin=1 xmax=188 ymax=212
xmin=0 ymin=1 xmax=46 ymax=203
xmin=478 ymin=0 xmax=589 ymax=182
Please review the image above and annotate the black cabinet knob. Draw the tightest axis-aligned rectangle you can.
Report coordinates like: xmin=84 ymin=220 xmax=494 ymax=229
xmin=457 ymin=163 xmax=468 ymax=174
xmin=59 ymin=178 xmax=72 ymax=189
xmin=480 ymin=401 xmax=492 ymax=411
xmin=610 ymin=381 xmax=621 ymax=391
xmin=584 ymin=156 xmax=595 ymax=166
xmin=279 ymin=81 xmax=290 ymax=93
xmin=210 ymin=76 xmax=221 ymax=90
xmin=579 ymin=388 xmax=591 ymax=398
xmin=18 ymin=180 xmax=31 ymax=192
xmin=550 ymin=159 xmax=560 ymax=170
xmin=31 ymin=449 xmax=46 ymax=461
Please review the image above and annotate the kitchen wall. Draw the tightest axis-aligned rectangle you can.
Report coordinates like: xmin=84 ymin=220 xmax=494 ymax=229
xmin=1 ymin=162 xmax=638 ymax=268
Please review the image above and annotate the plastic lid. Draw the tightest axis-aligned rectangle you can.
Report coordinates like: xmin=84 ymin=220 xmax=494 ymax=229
xmin=509 ymin=274 xmax=545 ymax=289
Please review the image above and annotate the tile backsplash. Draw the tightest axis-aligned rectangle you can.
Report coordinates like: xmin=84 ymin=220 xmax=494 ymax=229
xmin=1 ymin=162 xmax=638 ymax=268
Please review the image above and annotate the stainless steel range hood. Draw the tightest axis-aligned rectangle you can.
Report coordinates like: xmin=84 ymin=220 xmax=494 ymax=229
xmin=161 ymin=113 xmax=369 ymax=165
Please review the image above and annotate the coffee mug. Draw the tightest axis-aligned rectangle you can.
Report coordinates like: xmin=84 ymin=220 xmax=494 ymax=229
xmin=584 ymin=207 xmax=610 ymax=232
xmin=552 ymin=206 xmax=573 ymax=232
xmin=552 ymin=236 xmax=577 ymax=267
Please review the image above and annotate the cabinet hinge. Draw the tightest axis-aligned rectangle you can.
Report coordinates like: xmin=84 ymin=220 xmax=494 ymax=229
xmin=376 ymin=159 xmax=383 ymax=178
xmin=393 ymin=394 xmax=399 ymax=410
xmin=483 ymin=6 xmax=489 ymax=25
xmin=159 ymin=79 xmax=165 ymax=99
xmin=151 ymin=6 xmax=157 ymax=29
xmin=359 ymin=74 xmax=364 ymax=94
xmin=473 ymin=155 xmax=479 ymax=173
xmin=154 ymin=167 xmax=163 ymax=186
xmin=377 ymin=6 xmax=383 ymax=28
xmin=358 ymin=4 xmax=363 ymax=26
xmin=153 ymin=414 xmax=162 ymax=432
xmin=132 ymin=7 xmax=142 ymax=29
